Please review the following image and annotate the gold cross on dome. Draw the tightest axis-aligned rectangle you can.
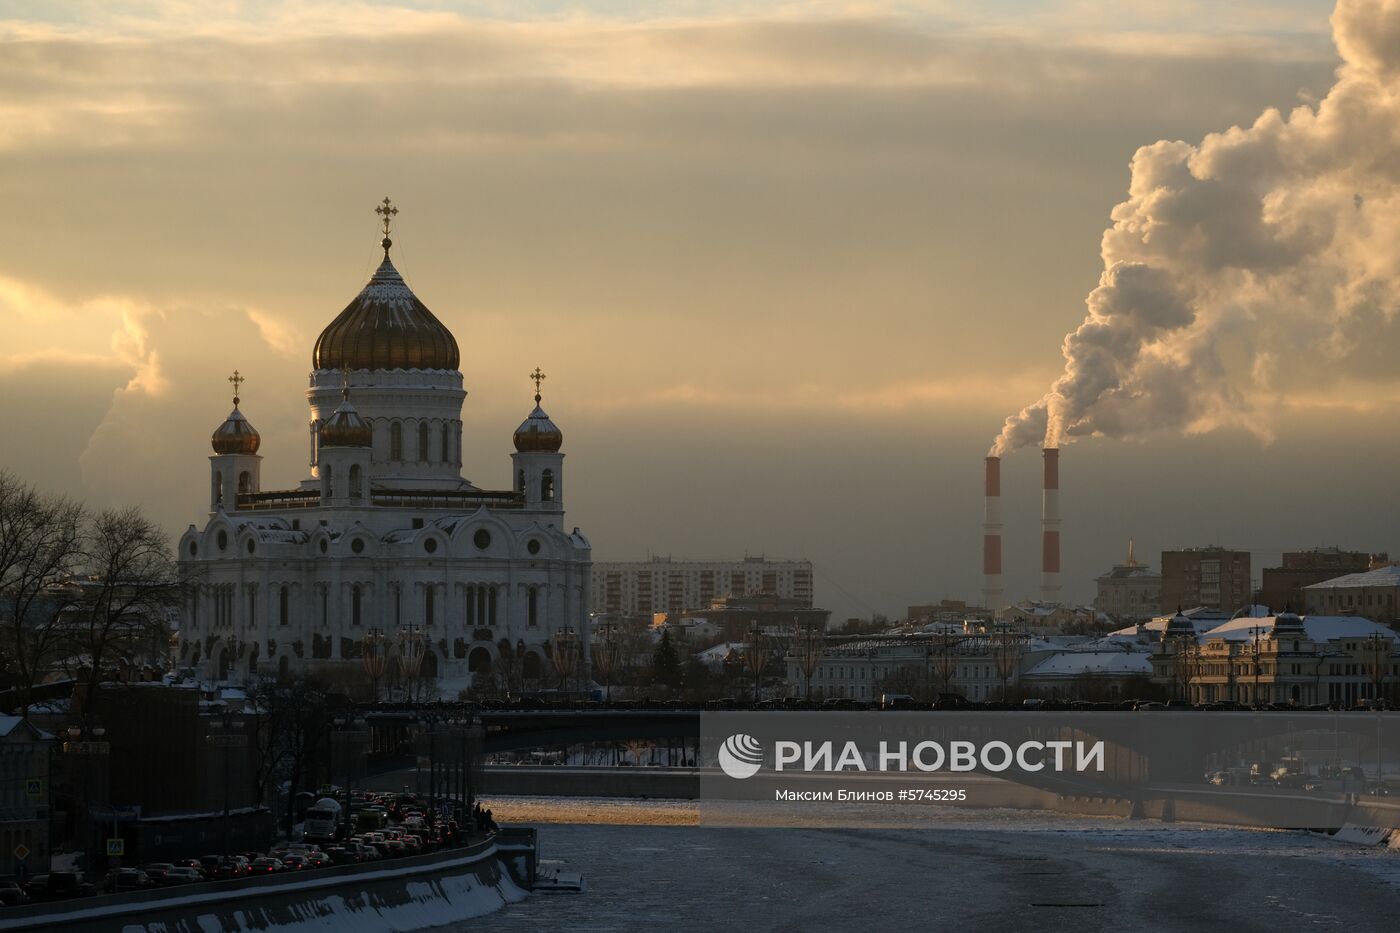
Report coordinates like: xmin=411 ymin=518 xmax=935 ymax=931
xmin=228 ymin=370 xmax=244 ymax=405
xmin=530 ymin=367 xmax=546 ymax=401
xmin=375 ymin=197 xmax=398 ymax=237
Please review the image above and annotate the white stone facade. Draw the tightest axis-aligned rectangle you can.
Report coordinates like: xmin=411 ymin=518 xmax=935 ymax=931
xmin=178 ymin=241 xmax=590 ymax=692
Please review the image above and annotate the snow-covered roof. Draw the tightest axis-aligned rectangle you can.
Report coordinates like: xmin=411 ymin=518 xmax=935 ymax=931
xmin=696 ymin=642 xmax=744 ymax=661
xmin=1302 ymin=564 xmax=1400 ymax=590
xmin=1021 ymin=651 xmax=1153 ymax=678
xmin=1100 ymin=564 xmax=1160 ymax=580
xmin=0 ymin=716 xmax=45 ymax=740
xmin=1203 ymin=615 xmax=1398 ymax=644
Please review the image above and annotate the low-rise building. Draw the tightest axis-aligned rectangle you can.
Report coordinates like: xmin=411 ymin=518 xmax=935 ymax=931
xmin=786 ymin=632 xmax=1050 ymax=703
xmin=0 ymin=717 xmax=51 ymax=880
xmin=1018 ymin=649 xmax=1155 ymax=701
xmin=1303 ymin=565 xmax=1400 ymax=625
xmin=1150 ymin=612 xmax=1399 ymax=706
xmin=1260 ymin=547 xmax=1375 ymax=615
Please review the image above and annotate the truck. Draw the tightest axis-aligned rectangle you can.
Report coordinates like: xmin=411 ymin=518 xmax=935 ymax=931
xmin=303 ymin=797 xmax=343 ymax=843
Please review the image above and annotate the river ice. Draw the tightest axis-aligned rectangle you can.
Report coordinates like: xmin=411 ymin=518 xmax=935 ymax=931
xmin=452 ymin=797 xmax=1400 ymax=932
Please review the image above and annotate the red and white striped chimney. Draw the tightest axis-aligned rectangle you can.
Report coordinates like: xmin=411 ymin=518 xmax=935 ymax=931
xmin=1041 ymin=447 xmax=1061 ymax=603
xmin=983 ymin=456 xmax=1003 ymax=614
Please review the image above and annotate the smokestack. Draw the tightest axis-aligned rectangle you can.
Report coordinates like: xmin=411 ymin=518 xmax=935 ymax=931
xmin=983 ymin=456 xmax=1003 ymax=615
xmin=1041 ymin=447 xmax=1061 ymax=603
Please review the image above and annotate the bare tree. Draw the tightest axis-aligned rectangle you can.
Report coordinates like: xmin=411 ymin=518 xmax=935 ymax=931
xmin=795 ymin=623 xmax=824 ymax=700
xmin=931 ymin=631 xmax=961 ymax=698
xmin=67 ymin=506 xmax=183 ymax=721
xmin=0 ymin=471 xmax=85 ymax=716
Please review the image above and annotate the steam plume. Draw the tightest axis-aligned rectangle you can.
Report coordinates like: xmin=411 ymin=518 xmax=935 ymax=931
xmin=993 ymin=0 xmax=1400 ymax=456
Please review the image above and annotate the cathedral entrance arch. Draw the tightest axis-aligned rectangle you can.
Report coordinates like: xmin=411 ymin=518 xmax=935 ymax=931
xmin=468 ymin=647 xmax=492 ymax=674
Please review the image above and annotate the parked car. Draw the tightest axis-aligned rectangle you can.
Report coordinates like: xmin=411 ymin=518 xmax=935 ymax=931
xmin=0 ymin=880 xmax=29 ymax=906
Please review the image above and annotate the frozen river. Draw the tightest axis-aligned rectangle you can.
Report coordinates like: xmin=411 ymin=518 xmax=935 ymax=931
xmin=452 ymin=798 xmax=1400 ymax=933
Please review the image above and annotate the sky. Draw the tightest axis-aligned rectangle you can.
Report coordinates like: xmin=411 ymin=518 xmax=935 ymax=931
xmin=3 ymin=0 xmax=1396 ymax=620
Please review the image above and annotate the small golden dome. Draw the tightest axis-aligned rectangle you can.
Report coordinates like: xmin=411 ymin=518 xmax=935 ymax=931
xmin=514 ymin=403 xmax=563 ymax=452
xmin=212 ymin=406 xmax=261 ymax=455
xmin=320 ymin=398 xmax=373 ymax=448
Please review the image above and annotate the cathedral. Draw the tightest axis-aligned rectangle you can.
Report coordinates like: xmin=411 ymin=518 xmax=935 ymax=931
xmin=178 ymin=201 xmax=592 ymax=693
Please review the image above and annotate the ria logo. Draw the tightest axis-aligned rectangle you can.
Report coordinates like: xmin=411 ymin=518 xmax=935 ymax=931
xmin=718 ymin=733 xmax=764 ymax=779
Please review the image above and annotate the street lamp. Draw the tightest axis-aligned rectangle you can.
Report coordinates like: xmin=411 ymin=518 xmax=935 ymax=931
xmin=592 ymin=622 xmax=622 ymax=704
xmin=398 ymin=626 xmax=427 ymax=703
xmin=551 ymin=626 xmax=579 ymax=695
xmin=330 ymin=715 xmax=367 ymax=839
xmin=363 ymin=628 xmax=386 ymax=703
xmin=206 ymin=709 xmax=246 ymax=859
xmin=743 ymin=625 xmax=769 ymax=703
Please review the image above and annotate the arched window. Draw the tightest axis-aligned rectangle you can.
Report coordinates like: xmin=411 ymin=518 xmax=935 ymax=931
xmin=238 ymin=471 xmax=252 ymax=494
xmin=418 ymin=422 xmax=430 ymax=462
xmin=528 ymin=587 xmax=538 ymax=627
xmin=465 ymin=585 xmax=476 ymax=626
xmin=349 ymin=464 xmax=363 ymax=500
xmin=517 ymin=469 xmax=525 ymax=493
xmin=541 ymin=469 xmax=555 ymax=502
xmin=322 ymin=463 xmax=333 ymax=499
xmin=390 ymin=421 xmax=403 ymax=460
xmin=488 ymin=586 xmax=498 ymax=626
xmin=214 ymin=471 xmax=223 ymax=505
xmin=425 ymin=586 xmax=436 ymax=626
xmin=352 ymin=585 xmax=362 ymax=627
xmin=279 ymin=586 xmax=289 ymax=626
xmin=441 ymin=423 xmax=450 ymax=463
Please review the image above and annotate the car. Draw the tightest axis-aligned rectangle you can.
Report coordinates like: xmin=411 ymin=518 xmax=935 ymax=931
xmin=325 ymin=846 xmax=359 ymax=865
xmin=0 ymin=880 xmax=29 ymax=906
xmin=108 ymin=868 xmax=153 ymax=893
xmin=165 ymin=867 xmax=204 ymax=884
xmin=26 ymin=872 xmax=95 ymax=901
xmin=143 ymin=863 xmax=174 ymax=884
xmin=250 ymin=857 xmax=284 ymax=874
xmin=280 ymin=854 xmax=309 ymax=871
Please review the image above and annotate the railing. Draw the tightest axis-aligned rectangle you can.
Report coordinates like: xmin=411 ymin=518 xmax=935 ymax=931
xmin=371 ymin=489 xmax=525 ymax=510
xmin=235 ymin=490 xmax=321 ymax=510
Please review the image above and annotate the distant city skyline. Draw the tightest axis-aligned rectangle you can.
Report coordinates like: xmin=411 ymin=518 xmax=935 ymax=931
xmin=7 ymin=2 xmax=1400 ymax=620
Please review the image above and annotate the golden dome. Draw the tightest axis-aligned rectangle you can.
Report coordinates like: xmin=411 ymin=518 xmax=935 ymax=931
xmin=514 ymin=402 xmax=563 ymax=452
xmin=212 ymin=405 xmax=261 ymax=455
xmin=312 ymin=251 xmax=459 ymax=372
xmin=319 ymin=395 xmax=373 ymax=448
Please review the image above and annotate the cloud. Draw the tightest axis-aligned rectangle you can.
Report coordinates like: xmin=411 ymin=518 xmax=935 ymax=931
xmin=993 ymin=0 xmax=1400 ymax=455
